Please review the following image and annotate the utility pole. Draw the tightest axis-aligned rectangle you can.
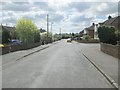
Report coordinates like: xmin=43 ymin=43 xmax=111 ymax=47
xmin=51 ymin=22 xmax=53 ymax=33
xmin=60 ymin=28 xmax=62 ymax=39
xmin=51 ymin=22 xmax=53 ymax=42
xmin=47 ymin=14 xmax=49 ymax=43
xmin=60 ymin=28 xmax=61 ymax=34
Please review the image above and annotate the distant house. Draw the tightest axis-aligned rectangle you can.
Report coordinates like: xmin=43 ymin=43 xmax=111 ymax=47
xmin=84 ymin=23 xmax=95 ymax=38
xmin=79 ymin=30 xmax=84 ymax=37
xmin=102 ymin=16 xmax=120 ymax=31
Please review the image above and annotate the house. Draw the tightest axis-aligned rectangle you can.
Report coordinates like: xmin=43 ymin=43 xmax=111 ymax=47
xmin=0 ymin=25 xmax=17 ymax=40
xmin=79 ymin=30 xmax=84 ymax=37
xmin=102 ymin=16 xmax=120 ymax=31
xmin=0 ymin=25 xmax=16 ymax=34
xmin=84 ymin=16 xmax=120 ymax=39
xmin=84 ymin=23 xmax=95 ymax=38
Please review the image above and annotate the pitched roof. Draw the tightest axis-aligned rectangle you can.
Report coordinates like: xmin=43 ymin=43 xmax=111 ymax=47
xmin=103 ymin=16 xmax=120 ymax=26
xmin=0 ymin=25 xmax=16 ymax=32
xmin=85 ymin=25 xmax=94 ymax=31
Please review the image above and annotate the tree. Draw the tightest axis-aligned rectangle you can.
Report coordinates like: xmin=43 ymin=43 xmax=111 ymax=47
xmin=2 ymin=29 xmax=11 ymax=44
xmin=11 ymin=30 xmax=18 ymax=39
xmin=16 ymin=17 xmax=40 ymax=44
xmin=41 ymin=32 xmax=52 ymax=44
xmin=108 ymin=15 xmax=112 ymax=19
xmin=34 ymin=30 xmax=40 ymax=43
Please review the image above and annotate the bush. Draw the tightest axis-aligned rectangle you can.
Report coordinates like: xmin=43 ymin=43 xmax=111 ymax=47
xmin=98 ymin=26 xmax=117 ymax=45
xmin=115 ymin=31 xmax=120 ymax=41
xmin=40 ymin=32 xmax=52 ymax=44
xmin=83 ymin=35 xmax=91 ymax=41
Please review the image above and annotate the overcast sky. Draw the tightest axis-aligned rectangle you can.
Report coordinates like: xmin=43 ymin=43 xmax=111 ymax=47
xmin=0 ymin=0 xmax=119 ymax=34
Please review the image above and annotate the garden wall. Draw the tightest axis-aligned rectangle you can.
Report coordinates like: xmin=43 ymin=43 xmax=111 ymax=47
xmin=100 ymin=43 xmax=120 ymax=59
xmin=77 ymin=40 xmax=99 ymax=43
xmin=1 ymin=42 xmax=41 ymax=55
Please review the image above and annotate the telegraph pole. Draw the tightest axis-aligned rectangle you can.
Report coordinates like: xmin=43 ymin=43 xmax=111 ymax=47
xmin=47 ymin=14 xmax=49 ymax=43
xmin=51 ymin=22 xmax=53 ymax=33
xmin=51 ymin=22 xmax=53 ymax=42
xmin=60 ymin=28 xmax=62 ymax=39
xmin=60 ymin=28 xmax=61 ymax=34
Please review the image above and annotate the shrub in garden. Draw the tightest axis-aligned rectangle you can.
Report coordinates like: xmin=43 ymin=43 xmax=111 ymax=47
xmin=115 ymin=31 xmax=120 ymax=41
xmin=98 ymin=26 xmax=117 ymax=45
xmin=83 ymin=35 xmax=91 ymax=41
xmin=40 ymin=32 xmax=52 ymax=44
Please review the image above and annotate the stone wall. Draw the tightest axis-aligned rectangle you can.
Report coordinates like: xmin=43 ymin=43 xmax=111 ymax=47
xmin=100 ymin=43 xmax=120 ymax=59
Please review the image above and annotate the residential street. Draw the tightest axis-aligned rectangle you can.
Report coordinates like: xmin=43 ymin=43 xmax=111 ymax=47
xmin=2 ymin=39 xmax=116 ymax=88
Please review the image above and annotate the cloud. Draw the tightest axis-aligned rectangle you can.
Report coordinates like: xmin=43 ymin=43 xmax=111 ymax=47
xmin=67 ymin=2 xmax=92 ymax=12
xmin=2 ymin=16 xmax=17 ymax=24
xmin=49 ymin=13 xmax=65 ymax=23
xmin=33 ymin=2 xmax=55 ymax=12
xmin=71 ymin=15 xmax=93 ymax=23
xmin=1 ymin=1 xmax=119 ymax=33
xmin=84 ymin=2 xmax=118 ymax=17
xmin=2 ymin=2 xmax=31 ymax=11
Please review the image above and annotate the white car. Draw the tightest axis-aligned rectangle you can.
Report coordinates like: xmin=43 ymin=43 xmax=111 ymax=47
xmin=67 ymin=38 xmax=72 ymax=42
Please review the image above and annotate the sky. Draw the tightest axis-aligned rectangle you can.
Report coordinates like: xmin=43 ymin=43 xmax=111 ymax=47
xmin=0 ymin=0 xmax=119 ymax=34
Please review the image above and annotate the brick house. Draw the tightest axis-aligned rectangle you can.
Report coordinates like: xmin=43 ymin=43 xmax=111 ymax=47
xmin=84 ymin=23 xmax=95 ymax=38
xmin=79 ymin=30 xmax=84 ymax=37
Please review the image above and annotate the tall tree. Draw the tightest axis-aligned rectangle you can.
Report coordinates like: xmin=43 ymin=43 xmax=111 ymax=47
xmin=2 ymin=29 xmax=11 ymax=44
xmin=108 ymin=15 xmax=112 ymax=19
xmin=16 ymin=17 xmax=40 ymax=44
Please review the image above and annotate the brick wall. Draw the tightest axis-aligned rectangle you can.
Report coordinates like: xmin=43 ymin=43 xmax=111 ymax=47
xmin=86 ymin=30 xmax=94 ymax=38
xmin=100 ymin=43 xmax=120 ymax=59
xmin=1 ymin=42 xmax=41 ymax=55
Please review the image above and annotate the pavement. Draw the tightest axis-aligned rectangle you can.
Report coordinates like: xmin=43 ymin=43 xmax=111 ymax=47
xmin=1 ymin=39 xmax=118 ymax=88
xmin=75 ymin=43 xmax=118 ymax=86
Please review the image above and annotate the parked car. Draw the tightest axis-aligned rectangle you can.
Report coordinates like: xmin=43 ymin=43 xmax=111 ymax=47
xmin=11 ymin=40 xmax=22 ymax=44
xmin=67 ymin=38 xmax=72 ymax=42
xmin=0 ymin=44 xmax=4 ymax=47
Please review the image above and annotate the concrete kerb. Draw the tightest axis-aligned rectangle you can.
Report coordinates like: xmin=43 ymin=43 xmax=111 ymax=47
xmin=16 ymin=46 xmax=50 ymax=61
xmin=82 ymin=53 xmax=119 ymax=90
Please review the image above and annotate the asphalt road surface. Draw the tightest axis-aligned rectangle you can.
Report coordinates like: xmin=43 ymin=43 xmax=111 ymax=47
xmin=2 ymin=40 xmax=114 ymax=88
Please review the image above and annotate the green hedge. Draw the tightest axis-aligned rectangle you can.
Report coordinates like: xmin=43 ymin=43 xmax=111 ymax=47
xmin=98 ymin=26 xmax=117 ymax=45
